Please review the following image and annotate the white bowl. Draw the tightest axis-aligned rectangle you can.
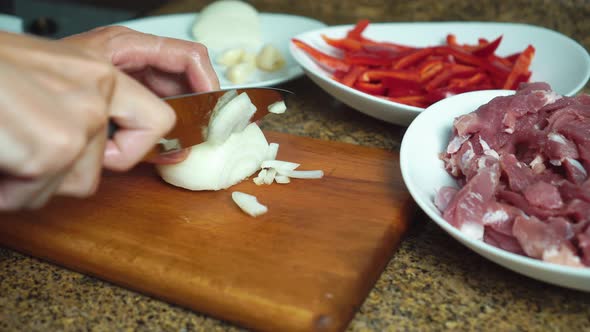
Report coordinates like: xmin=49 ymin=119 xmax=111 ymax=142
xmin=400 ymin=89 xmax=590 ymax=292
xmin=290 ymin=22 xmax=590 ymax=126
xmin=115 ymin=13 xmax=326 ymax=89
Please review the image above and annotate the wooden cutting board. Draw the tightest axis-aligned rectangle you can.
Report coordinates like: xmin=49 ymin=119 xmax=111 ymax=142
xmin=0 ymin=131 xmax=414 ymax=332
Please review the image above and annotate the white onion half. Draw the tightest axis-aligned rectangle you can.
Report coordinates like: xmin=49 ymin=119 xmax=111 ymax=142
xmin=157 ymin=123 xmax=269 ymax=191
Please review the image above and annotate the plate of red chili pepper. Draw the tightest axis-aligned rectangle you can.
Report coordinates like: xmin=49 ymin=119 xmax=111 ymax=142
xmin=290 ymin=20 xmax=590 ymax=126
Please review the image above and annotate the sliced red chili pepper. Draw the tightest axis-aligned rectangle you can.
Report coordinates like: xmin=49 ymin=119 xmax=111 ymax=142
xmin=446 ymin=34 xmax=479 ymax=52
xmin=344 ymin=51 xmax=398 ymax=66
xmin=472 ymin=35 xmax=502 ymax=57
xmin=478 ymin=38 xmax=489 ymax=45
xmin=448 ymin=72 xmax=488 ymax=89
xmin=418 ymin=59 xmax=445 ymax=82
xmin=346 ymin=19 xmax=370 ymax=40
xmin=447 ymin=35 xmax=502 ymax=58
xmin=446 ymin=34 xmax=459 ymax=47
xmin=354 ymin=81 xmax=386 ymax=95
xmin=503 ymin=45 xmax=535 ymax=89
xmin=437 ymin=46 xmax=512 ymax=80
xmin=425 ymin=64 xmax=480 ymax=91
xmin=393 ymin=47 xmax=435 ymax=70
xmin=361 ymin=43 xmax=406 ymax=57
xmin=332 ymin=70 xmax=346 ymax=81
xmin=292 ymin=39 xmax=350 ymax=72
xmin=384 ymin=95 xmax=429 ymax=108
xmin=489 ymin=54 xmax=513 ymax=68
xmin=339 ymin=65 xmax=366 ymax=87
xmin=360 ymin=69 xmax=421 ymax=83
xmin=299 ymin=20 xmax=534 ymax=108
xmin=384 ymin=78 xmax=424 ymax=97
xmin=321 ymin=35 xmax=362 ymax=52
xmin=426 ymin=86 xmax=470 ymax=104
xmin=360 ymin=39 xmax=416 ymax=53
xmin=505 ymin=52 xmax=522 ymax=64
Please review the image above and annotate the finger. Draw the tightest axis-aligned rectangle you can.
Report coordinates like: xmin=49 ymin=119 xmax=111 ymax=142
xmin=128 ymin=68 xmax=192 ymax=97
xmin=103 ymin=70 xmax=176 ymax=171
xmin=57 ymin=130 xmax=106 ymax=197
xmin=0 ymin=175 xmax=62 ymax=211
xmin=105 ymin=28 xmax=220 ymax=92
xmin=142 ymin=68 xmax=192 ymax=97
xmin=147 ymin=148 xmax=190 ymax=165
xmin=26 ymin=173 xmax=66 ymax=209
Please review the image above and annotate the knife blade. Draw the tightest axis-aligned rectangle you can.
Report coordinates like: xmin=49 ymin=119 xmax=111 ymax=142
xmin=108 ymin=87 xmax=292 ymax=160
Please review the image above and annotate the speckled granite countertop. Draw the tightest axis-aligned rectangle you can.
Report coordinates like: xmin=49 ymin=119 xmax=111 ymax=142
xmin=2 ymin=0 xmax=590 ymax=331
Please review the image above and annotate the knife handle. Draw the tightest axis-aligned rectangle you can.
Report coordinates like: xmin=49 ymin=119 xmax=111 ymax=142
xmin=107 ymin=120 xmax=118 ymax=139
xmin=106 ymin=120 xmax=160 ymax=161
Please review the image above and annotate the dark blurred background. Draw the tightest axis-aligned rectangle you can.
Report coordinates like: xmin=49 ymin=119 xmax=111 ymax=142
xmin=0 ymin=0 xmax=168 ymax=38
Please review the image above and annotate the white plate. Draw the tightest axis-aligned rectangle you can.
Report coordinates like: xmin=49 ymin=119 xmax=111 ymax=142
xmin=290 ymin=22 xmax=590 ymax=126
xmin=115 ymin=13 xmax=326 ymax=89
xmin=400 ymin=89 xmax=590 ymax=292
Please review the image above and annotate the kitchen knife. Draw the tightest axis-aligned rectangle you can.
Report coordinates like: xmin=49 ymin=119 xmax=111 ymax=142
xmin=108 ymin=87 xmax=292 ymax=160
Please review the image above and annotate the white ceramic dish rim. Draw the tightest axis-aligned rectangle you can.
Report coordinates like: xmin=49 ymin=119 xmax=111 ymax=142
xmin=115 ymin=13 xmax=327 ymax=89
xmin=291 ymin=21 xmax=590 ymax=118
xmin=400 ymin=89 xmax=590 ymax=289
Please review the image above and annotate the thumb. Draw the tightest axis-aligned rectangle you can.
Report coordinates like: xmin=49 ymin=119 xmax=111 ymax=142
xmin=103 ymin=70 xmax=176 ymax=171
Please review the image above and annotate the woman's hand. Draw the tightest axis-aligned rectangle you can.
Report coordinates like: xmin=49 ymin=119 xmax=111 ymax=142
xmin=61 ymin=26 xmax=220 ymax=165
xmin=0 ymin=27 xmax=218 ymax=210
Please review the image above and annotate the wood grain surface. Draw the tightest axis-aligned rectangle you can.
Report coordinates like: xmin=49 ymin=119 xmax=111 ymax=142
xmin=0 ymin=131 xmax=414 ymax=332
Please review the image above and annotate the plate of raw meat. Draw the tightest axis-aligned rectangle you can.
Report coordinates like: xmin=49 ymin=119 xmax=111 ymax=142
xmin=400 ymin=82 xmax=590 ymax=291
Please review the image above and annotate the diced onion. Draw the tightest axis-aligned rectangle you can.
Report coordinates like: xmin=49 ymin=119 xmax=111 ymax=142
xmin=207 ymin=92 xmax=256 ymax=144
xmin=232 ymin=191 xmax=267 ymax=217
xmin=277 ymin=169 xmax=324 ymax=179
xmin=253 ymin=176 xmax=265 ymax=186
xmin=158 ymin=138 xmax=181 ymax=152
xmin=267 ymin=143 xmax=279 ymax=160
xmin=274 ymin=175 xmax=290 ymax=184
xmin=260 ymin=160 xmax=300 ymax=172
xmin=268 ymin=101 xmax=287 ymax=114
xmin=263 ymin=168 xmax=277 ymax=184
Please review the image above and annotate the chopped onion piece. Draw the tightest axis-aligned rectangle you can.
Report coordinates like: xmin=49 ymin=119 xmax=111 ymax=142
xmin=232 ymin=191 xmax=267 ymax=217
xmin=257 ymin=168 xmax=267 ymax=179
xmin=275 ymin=175 xmax=290 ymax=184
xmin=263 ymin=168 xmax=277 ymax=184
xmin=253 ymin=176 xmax=265 ymax=186
xmin=267 ymin=143 xmax=279 ymax=160
xmin=278 ymin=169 xmax=324 ymax=179
xmin=207 ymin=92 xmax=256 ymax=144
xmin=261 ymin=160 xmax=300 ymax=172
xmin=212 ymin=89 xmax=238 ymax=114
xmin=268 ymin=100 xmax=287 ymax=114
xmin=158 ymin=138 xmax=181 ymax=152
